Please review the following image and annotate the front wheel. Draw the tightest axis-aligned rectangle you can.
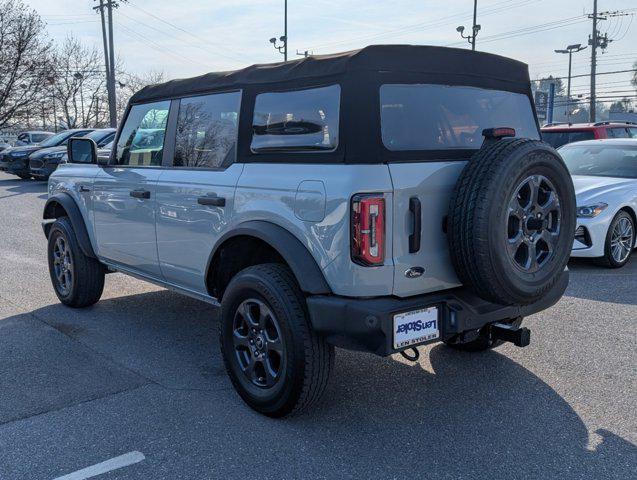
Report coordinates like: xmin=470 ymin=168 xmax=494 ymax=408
xmin=47 ymin=217 xmax=105 ymax=307
xmin=219 ymin=264 xmax=334 ymax=417
xmin=596 ymin=211 xmax=635 ymax=268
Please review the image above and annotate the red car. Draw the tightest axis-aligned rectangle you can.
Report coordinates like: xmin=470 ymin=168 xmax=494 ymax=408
xmin=541 ymin=122 xmax=637 ymax=148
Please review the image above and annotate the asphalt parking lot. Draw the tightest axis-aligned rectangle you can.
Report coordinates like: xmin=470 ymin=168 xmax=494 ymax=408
xmin=0 ymin=171 xmax=635 ymax=480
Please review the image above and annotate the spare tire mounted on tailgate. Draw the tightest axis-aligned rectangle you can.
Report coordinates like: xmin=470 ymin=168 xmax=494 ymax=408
xmin=448 ymin=135 xmax=576 ymax=306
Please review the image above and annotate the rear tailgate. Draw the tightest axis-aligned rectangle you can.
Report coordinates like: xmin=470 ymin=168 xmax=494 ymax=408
xmin=380 ymin=83 xmax=540 ymax=298
xmin=388 ymin=161 xmax=465 ymax=297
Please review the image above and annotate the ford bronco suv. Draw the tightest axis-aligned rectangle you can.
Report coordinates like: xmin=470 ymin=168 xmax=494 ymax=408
xmin=43 ymin=46 xmax=575 ymax=417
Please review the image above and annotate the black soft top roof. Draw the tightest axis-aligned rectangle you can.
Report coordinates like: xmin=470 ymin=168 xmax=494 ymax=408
xmin=131 ymin=44 xmax=531 ymax=103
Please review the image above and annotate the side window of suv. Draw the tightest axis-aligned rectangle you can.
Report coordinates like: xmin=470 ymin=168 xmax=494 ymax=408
xmin=628 ymin=127 xmax=637 ymax=138
xmin=116 ymin=101 xmax=170 ymax=166
xmin=174 ymin=91 xmax=241 ymax=169
xmin=251 ymin=84 xmax=340 ymax=153
xmin=608 ymin=128 xmax=629 ymax=138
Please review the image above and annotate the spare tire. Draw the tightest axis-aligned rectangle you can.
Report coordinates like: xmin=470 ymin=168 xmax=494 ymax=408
xmin=448 ymin=138 xmax=575 ymax=306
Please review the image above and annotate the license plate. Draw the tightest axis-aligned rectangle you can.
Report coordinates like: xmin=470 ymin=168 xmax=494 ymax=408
xmin=393 ymin=307 xmax=439 ymax=349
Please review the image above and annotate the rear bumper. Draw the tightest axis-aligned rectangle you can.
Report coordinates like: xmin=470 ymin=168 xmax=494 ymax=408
xmin=307 ymin=270 xmax=569 ymax=356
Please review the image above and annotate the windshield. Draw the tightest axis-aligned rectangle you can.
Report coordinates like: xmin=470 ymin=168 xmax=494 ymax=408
xmin=380 ymin=84 xmax=539 ymax=151
xmin=542 ymin=130 xmax=595 ymax=148
xmin=31 ymin=133 xmax=51 ymax=143
xmin=84 ymin=130 xmax=114 ymax=146
xmin=39 ymin=130 xmax=76 ymax=148
xmin=560 ymin=144 xmax=637 ymax=179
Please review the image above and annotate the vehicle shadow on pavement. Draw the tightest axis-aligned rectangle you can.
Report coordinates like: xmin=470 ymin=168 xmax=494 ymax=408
xmin=0 ymin=178 xmax=48 ymax=200
xmin=566 ymin=257 xmax=637 ymax=305
xmin=307 ymin=346 xmax=637 ymax=479
xmin=6 ymin=288 xmax=635 ymax=479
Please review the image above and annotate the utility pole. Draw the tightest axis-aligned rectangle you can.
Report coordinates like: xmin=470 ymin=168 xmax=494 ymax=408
xmin=589 ymin=0 xmax=599 ymax=122
xmin=554 ymin=44 xmax=586 ymax=123
xmin=96 ymin=0 xmax=111 ymax=122
xmin=106 ymin=0 xmax=117 ymax=127
xmin=456 ymin=1 xmax=480 ymax=51
xmin=94 ymin=0 xmax=119 ymax=128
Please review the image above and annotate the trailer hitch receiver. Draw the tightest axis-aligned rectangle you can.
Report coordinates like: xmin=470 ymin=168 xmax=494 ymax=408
xmin=489 ymin=322 xmax=531 ymax=347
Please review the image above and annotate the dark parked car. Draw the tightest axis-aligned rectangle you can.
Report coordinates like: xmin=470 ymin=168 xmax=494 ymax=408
xmin=0 ymin=128 xmax=94 ymax=179
xmin=30 ymin=128 xmax=115 ymax=180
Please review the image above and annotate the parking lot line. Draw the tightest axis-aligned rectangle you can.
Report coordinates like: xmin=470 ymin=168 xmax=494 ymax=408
xmin=52 ymin=451 xmax=145 ymax=480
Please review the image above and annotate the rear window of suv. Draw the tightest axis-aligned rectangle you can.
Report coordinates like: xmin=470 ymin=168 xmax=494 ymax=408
xmin=380 ymin=84 xmax=539 ymax=151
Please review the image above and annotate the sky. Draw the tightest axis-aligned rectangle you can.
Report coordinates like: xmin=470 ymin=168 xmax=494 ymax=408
xmin=27 ymin=0 xmax=637 ymax=105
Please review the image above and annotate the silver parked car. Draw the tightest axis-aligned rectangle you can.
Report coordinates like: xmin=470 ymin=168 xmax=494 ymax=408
xmin=42 ymin=46 xmax=575 ymax=417
xmin=14 ymin=130 xmax=53 ymax=146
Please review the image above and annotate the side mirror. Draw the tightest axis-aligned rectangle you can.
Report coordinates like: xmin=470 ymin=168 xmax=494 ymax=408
xmin=67 ymin=137 xmax=97 ymax=164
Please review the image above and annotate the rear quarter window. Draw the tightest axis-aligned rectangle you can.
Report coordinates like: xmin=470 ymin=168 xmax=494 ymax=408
xmin=251 ymin=84 xmax=340 ymax=153
xmin=380 ymin=84 xmax=539 ymax=151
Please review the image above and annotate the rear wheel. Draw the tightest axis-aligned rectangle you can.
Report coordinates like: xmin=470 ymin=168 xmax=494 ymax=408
xmin=47 ymin=217 xmax=105 ymax=307
xmin=596 ymin=210 xmax=635 ymax=268
xmin=445 ymin=317 xmax=524 ymax=352
xmin=219 ymin=264 xmax=334 ymax=417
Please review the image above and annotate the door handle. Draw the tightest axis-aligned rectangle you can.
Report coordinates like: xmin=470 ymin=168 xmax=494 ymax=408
xmin=79 ymin=185 xmax=91 ymax=192
xmin=130 ymin=189 xmax=151 ymax=199
xmin=197 ymin=195 xmax=226 ymax=207
xmin=409 ymin=197 xmax=421 ymax=253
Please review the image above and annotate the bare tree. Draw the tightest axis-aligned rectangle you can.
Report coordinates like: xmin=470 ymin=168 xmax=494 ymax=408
xmin=0 ymin=0 xmax=53 ymax=130
xmin=48 ymin=35 xmax=108 ymax=129
xmin=116 ymin=69 xmax=165 ymax=118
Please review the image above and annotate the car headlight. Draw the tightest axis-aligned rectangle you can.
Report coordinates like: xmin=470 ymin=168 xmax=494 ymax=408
xmin=577 ymin=203 xmax=608 ymax=218
xmin=11 ymin=151 xmax=28 ymax=157
xmin=44 ymin=152 xmax=66 ymax=161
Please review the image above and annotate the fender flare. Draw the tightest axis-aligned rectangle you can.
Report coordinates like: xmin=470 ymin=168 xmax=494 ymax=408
xmin=208 ymin=221 xmax=332 ymax=295
xmin=43 ymin=193 xmax=97 ymax=259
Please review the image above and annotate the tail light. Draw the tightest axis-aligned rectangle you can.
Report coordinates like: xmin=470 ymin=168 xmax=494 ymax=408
xmin=351 ymin=194 xmax=385 ymax=266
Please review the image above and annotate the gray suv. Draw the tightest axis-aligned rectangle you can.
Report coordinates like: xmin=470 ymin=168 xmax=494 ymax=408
xmin=43 ymin=46 xmax=575 ymax=417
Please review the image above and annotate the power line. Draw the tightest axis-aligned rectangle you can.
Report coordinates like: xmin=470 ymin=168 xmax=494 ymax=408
xmin=300 ymin=0 xmax=539 ymax=52
xmin=541 ymin=68 xmax=636 ymax=82
xmin=115 ymin=22 xmax=213 ymax=69
xmin=125 ymin=2 xmax=244 ymax=63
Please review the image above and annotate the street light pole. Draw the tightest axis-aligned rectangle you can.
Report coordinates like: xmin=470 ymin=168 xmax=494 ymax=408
xmin=269 ymin=1 xmax=288 ymax=61
xmin=554 ymin=44 xmax=587 ymax=123
xmin=284 ymin=0 xmax=288 ymax=62
xmin=471 ymin=0 xmax=478 ymax=51
xmin=456 ymin=1 xmax=480 ymax=51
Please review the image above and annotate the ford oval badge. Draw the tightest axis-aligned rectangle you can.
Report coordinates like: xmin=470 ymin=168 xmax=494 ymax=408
xmin=404 ymin=266 xmax=425 ymax=278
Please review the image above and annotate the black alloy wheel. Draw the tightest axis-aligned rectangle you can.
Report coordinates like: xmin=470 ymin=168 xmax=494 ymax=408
xmin=232 ymin=298 xmax=286 ymax=388
xmin=52 ymin=235 xmax=74 ymax=297
xmin=506 ymin=175 xmax=561 ymax=273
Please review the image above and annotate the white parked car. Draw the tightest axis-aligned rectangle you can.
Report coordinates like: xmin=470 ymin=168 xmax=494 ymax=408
xmin=559 ymin=139 xmax=637 ymax=267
